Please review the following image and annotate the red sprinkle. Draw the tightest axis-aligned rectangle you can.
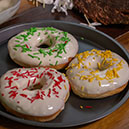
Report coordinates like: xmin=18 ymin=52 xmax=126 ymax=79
xmin=10 ymin=86 xmax=18 ymax=89
xmin=47 ymin=89 xmax=51 ymax=97
xmin=40 ymin=72 xmax=44 ymax=78
xmin=65 ymin=41 xmax=67 ymax=44
xmin=52 ymin=49 xmax=57 ymax=52
xmin=20 ymin=94 xmax=27 ymax=98
xmin=18 ymin=69 xmax=21 ymax=72
xmin=33 ymin=78 xmax=36 ymax=84
xmin=85 ymin=106 xmax=92 ymax=109
xmin=27 ymin=80 xmax=30 ymax=87
xmin=47 ymin=72 xmax=53 ymax=79
xmin=9 ymin=91 xmax=18 ymax=99
xmin=14 ymin=78 xmax=19 ymax=81
xmin=25 ymin=44 xmax=29 ymax=48
xmin=1 ymin=93 xmax=4 ymax=96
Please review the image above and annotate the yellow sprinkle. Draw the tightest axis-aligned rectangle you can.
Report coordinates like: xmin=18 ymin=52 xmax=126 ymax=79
xmin=76 ymin=74 xmax=81 ymax=77
xmin=71 ymin=63 xmax=76 ymax=68
xmin=70 ymin=70 xmax=73 ymax=73
xmin=113 ymin=68 xmax=119 ymax=78
xmin=79 ymin=70 xmax=85 ymax=73
xmin=97 ymin=62 xmax=101 ymax=69
xmin=90 ymin=70 xmax=99 ymax=75
xmin=77 ymin=63 xmax=81 ymax=69
xmin=95 ymin=75 xmax=104 ymax=80
xmin=80 ymin=75 xmax=87 ymax=80
xmin=64 ymin=85 xmax=67 ymax=90
xmin=99 ymin=81 xmax=101 ymax=86
xmin=83 ymin=65 xmax=88 ymax=69
xmin=112 ymin=58 xmax=118 ymax=61
xmin=62 ymin=73 xmax=66 ymax=77
xmin=65 ymin=66 xmax=70 ymax=70
xmin=72 ymin=77 xmax=76 ymax=80
xmin=89 ymin=62 xmax=91 ymax=66
xmin=81 ymin=86 xmax=85 ymax=91
xmin=116 ymin=66 xmax=122 ymax=71
xmin=80 ymin=105 xmax=83 ymax=109
xmin=88 ymin=77 xmax=94 ymax=82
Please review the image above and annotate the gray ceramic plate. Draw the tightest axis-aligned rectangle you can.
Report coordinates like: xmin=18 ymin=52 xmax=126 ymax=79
xmin=0 ymin=21 xmax=128 ymax=128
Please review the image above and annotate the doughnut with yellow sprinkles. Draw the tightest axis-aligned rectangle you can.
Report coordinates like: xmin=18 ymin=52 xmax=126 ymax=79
xmin=66 ymin=49 xmax=129 ymax=98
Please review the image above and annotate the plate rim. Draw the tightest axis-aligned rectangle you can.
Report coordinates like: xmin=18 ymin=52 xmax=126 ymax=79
xmin=0 ymin=20 xmax=129 ymax=128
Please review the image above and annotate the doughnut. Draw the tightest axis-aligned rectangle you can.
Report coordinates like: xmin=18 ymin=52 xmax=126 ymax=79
xmin=8 ymin=27 xmax=78 ymax=70
xmin=66 ymin=49 xmax=129 ymax=99
xmin=0 ymin=67 xmax=70 ymax=122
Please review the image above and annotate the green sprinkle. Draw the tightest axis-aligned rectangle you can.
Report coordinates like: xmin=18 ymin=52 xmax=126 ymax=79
xmin=39 ymin=48 xmax=47 ymax=57
xmin=55 ymin=61 xmax=58 ymax=65
xmin=15 ymin=40 xmax=20 ymax=43
xmin=44 ymin=32 xmax=48 ymax=35
xmin=13 ymin=48 xmax=17 ymax=51
xmin=81 ymin=37 xmax=84 ymax=40
xmin=47 ymin=35 xmax=51 ymax=39
xmin=60 ymin=37 xmax=70 ymax=42
xmin=50 ymin=63 xmax=54 ymax=66
xmin=38 ymin=32 xmax=41 ymax=36
xmin=28 ymin=54 xmax=40 ymax=60
xmin=55 ymin=36 xmax=59 ymax=40
xmin=47 ymin=49 xmax=53 ymax=56
xmin=51 ymin=31 xmax=55 ymax=34
xmin=40 ymin=28 xmax=45 ymax=31
xmin=55 ymin=55 xmax=62 ymax=58
xmin=50 ymin=39 xmax=53 ymax=45
xmin=33 ymin=53 xmax=40 ymax=55
xmin=16 ymin=36 xmax=22 ymax=40
xmin=62 ymin=32 xmax=68 ymax=37
xmin=46 ymin=27 xmax=57 ymax=31
xmin=15 ymin=44 xmax=32 ymax=52
xmin=38 ymin=61 xmax=42 ymax=66
xmin=40 ymin=39 xmax=43 ymax=43
xmin=15 ymin=44 xmax=21 ymax=47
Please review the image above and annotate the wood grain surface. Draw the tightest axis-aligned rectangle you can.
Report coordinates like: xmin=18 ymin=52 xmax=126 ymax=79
xmin=0 ymin=0 xmax=129 ymax=129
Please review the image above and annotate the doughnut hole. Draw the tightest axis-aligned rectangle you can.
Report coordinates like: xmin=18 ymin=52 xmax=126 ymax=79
xmin=85 ymin=56 xmax=113 ymax=71
xmin=37 ymin=35 xmax=57 ymax=49
xmin=27 ymin=76 xmax=54 ymax=91
xmin=27 ymin=83 xmax=43 ymax=91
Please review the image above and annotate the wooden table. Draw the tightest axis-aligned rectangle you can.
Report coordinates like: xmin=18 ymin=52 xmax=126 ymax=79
xmin=0 ymin=0 xmax=129 ymax=129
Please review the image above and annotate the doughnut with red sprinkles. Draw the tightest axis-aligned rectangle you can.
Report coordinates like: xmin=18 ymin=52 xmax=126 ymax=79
xmin=0 ymin=67 xmax=70 ymax=122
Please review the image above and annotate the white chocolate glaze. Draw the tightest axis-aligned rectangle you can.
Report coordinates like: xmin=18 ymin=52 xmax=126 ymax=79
xmin=66 ymin=49 xmax=129 ymax=96
xmin=8 ymin=27 xmax=78 ymax=68
xmin=0 ymin=67 xmax=70 ymax=116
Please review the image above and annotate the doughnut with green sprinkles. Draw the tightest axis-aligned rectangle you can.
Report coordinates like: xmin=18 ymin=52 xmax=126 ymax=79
xmin=8 ymin=27 xmax=78 ymax=69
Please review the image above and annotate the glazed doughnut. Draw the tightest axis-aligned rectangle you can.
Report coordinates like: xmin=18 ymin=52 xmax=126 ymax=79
xmin=8 ymin=27 xmax=78 ymax=70
xmin=66 ymin=49 xmax=129 ymax=98
xmin=0 ymin=67 xmax=70 ymax=122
